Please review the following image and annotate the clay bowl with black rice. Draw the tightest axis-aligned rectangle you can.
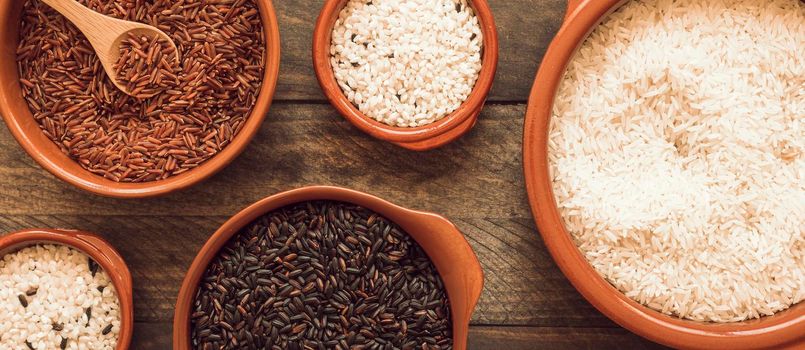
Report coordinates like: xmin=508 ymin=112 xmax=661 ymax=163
xmin=174 ymin=186 xmax=483 ymax=350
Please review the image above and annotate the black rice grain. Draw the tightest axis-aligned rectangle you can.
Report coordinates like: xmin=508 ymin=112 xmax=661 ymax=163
xmin=190 ymin=201 xmax=452 ymax=350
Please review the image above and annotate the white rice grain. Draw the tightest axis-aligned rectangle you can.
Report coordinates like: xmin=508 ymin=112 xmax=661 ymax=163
xmin=0 ymin=245 xmax=121 ymax=349
xmin=549 ymin=0 xmax=804 ymax=323
xmin=330 ymin=0 xmax=483 ymax=127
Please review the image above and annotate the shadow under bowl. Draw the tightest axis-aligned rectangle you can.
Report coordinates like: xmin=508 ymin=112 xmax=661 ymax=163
xmin=0 ymin=229 xmax=134 ymax=350
xmin=173 ymin=186 xmax=484 ymax=350
xmin=0 ymin=0 xmax=281 ymax=198
xmin=312 ymin=0 xmax=499 ymax=151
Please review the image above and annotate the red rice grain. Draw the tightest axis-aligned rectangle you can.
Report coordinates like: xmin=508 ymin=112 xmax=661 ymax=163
xmin=16 ymin=0 xmax=266 ymax=183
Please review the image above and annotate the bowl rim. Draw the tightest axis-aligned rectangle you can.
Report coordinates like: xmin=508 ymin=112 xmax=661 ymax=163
xmin=172 ymin=185 xmax=484 ymax=350
xmin=522 ymin=0 xmax=805 ymax=349
xmin=0 ymin=0 xmax=281 ymax=198
xmin=312 ymin=0 xmax=499 ymax=150
xmin=0 ymin=229 xmax=134 ymax=350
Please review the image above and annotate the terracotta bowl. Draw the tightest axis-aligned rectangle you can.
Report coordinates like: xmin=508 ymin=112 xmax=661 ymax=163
xmin=522 ymin=1 xmax=804 ymax=349
xmin=174 ymin=186 xmax=483 ymax=350
xmin=312 ymin=0 xmax=499 ymax=151
xmin=0 ymin=229 xmax=133 ymax=350
xmin=0 ymin=0 xmax=281 ymax=198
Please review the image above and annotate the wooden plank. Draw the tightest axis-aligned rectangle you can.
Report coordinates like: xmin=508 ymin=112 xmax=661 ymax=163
xmin=132 ymin=323 xmax=668 ymax=350
xmin=273 ymin=0 xmax=566 ymax=102
xmin=131 ymin=322 xmax=173 ymax=350
xmin=467 ymin=326 xmax=669 ymax=350
xmin=0 ymin=0 xmax=671 ymax=348
xmin=0 ymin=102 xmax=619 ymax=327
xmin=0 ymin=104 xmax=530 ymax=218
xmin=0 ymin=215 xmax=612 ymax=328
xmin=458 ymin=217 xmax=610 ymax=327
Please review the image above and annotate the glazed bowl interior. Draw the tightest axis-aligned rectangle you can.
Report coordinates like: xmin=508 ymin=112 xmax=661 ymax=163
xmin=523 ymin=0 xmax=804 ymax=349
xmin=0 ymin=0 xmax=281 ymax=198
xmin=174 ymin=186 xmax=483 ymax=350
xmin=0 ymin=229 xmax=133 ymax=350
xmin=312 ymin=0 xmax=498 ymax=149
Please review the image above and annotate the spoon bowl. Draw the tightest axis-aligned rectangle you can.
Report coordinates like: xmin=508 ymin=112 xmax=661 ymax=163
xmin=41 ymin=0 xmax=179 ymax=97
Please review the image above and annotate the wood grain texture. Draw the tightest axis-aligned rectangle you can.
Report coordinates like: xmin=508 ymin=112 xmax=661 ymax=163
xmin=273 ymin=0 xmax=565 ymax=102
xmin=131 ymin=323 xmax=669 ymax=350
xmin=0 ymin=92 xmax=660 ymax=348
xmin=0 ymin=104 xmax=530 ymax=218
xmin=467 ymin=326 xmax=669 ymax=350
xmin=0 ymin=214 xmax=612 ymax=327
xmin=0 ymin=0 xmax=673 ymax=348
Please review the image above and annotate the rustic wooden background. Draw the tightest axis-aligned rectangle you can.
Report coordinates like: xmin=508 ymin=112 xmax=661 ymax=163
xmin=0 ymin=1 xmax=670 ymax=349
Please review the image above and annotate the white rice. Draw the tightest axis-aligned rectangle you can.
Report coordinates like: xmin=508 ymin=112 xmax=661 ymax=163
xmin=0 ymin=245 xmax=121 ymax=349
xmin=330 ymin=0 xmax=483 ymax=128
xmin=549 ymin=0 xmax=804 ymax=322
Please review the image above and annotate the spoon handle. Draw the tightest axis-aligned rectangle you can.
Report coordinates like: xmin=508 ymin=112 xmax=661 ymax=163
xmin=38 ymin=0 xmax=179 ymax=96
xmin=40 ymin=0 xmax=101 ymax=41
xmin=40 ymin=0 xmax=127 ymax=60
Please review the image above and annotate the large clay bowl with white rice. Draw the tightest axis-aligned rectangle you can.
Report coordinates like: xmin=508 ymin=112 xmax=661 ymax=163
xmin=312 ymin=0 xmax=498 ymax=151
xmin=523 ymin=0 xmax=804 ymax=349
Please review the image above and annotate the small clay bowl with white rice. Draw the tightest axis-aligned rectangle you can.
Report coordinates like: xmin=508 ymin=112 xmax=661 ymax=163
xmin=524 ymin=0 xmax=804 ymax=349
xmin=0 ymin=229 xmax=133 ymax=350
xmin=313 ymin=0 xmax=498 ymax=151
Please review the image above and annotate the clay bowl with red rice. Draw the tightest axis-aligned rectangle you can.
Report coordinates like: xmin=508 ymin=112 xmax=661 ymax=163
xmin=0 ymin=0 xmax=281 ymax=198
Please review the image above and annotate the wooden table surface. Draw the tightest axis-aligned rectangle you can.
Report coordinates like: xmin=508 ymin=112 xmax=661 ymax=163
xmin=0 ymin=1 xmax=670 ymax=349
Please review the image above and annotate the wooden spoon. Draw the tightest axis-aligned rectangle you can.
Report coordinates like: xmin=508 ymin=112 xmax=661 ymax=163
xmin=40 ymin=0 xmax=179 ymax=96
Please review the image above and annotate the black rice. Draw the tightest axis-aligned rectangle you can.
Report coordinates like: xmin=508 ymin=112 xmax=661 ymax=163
xmin=190 ymin=201 xmax=453 ymax=350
